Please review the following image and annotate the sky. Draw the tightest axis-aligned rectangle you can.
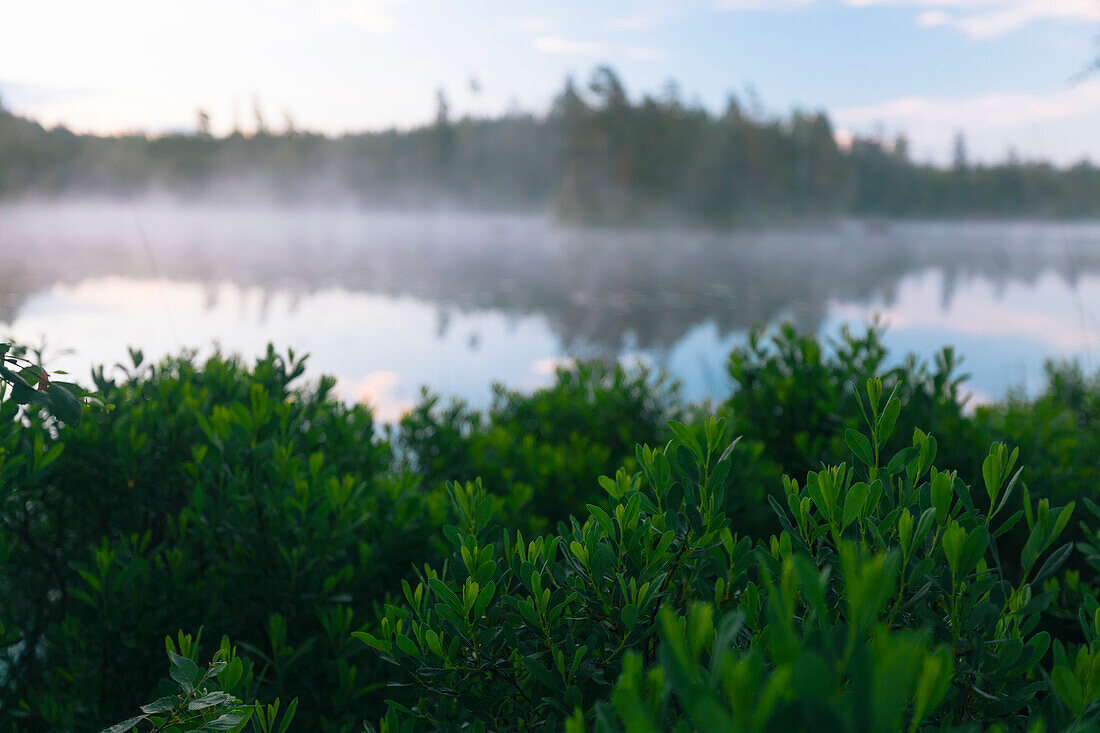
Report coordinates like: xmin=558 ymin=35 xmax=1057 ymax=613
xmin=1 ymin=0 xmax=1097 ymax=164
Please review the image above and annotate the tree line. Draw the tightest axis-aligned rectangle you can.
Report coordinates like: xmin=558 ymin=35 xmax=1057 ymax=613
xmin=1 ymin=66 xmax=1097 ymax=224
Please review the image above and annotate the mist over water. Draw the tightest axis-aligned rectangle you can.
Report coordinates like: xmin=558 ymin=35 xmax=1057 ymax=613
xmin=4 ymin=198 xmax=1100 ymax=418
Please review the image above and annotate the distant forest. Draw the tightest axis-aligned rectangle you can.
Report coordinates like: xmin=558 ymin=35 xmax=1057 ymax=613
xmin=2 ymin=66 xmax=1098 ymax=225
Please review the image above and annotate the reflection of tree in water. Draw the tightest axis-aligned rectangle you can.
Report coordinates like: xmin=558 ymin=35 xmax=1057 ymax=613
xmin=2 ymin=203 xmax=1100 ymax=352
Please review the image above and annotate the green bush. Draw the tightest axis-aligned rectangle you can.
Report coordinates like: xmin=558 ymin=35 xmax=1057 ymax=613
xmin=100 ymin=631 xmax=295 ymax=733
xmin=4 ymin=328 xmax=1100 ymax=731
xmin=358 ymin=416 xmax=750 ymax=730
xmin=724 ymin=322 xmax=979 ymax=474
xmin=975 ymin=361 xmax=1100 ymax=508
xmin=0 ymin=348 xmax=439 ymax=731
xmin=0 ymin=349 xmax=684 ymax=731
xmin=394 ymin=361 xmax=679 ymax=530
xmin=360 ymin=379 xmax=1094 ymax=731
xmin=599 ymin=384 xmax=1094 ymax=731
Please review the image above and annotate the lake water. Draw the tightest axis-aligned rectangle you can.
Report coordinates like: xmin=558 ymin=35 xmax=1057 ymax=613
xmin=3 ymin=200 xmax=1099 ymax=419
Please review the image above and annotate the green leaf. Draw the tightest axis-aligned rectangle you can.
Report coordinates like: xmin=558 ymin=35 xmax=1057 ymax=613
xmin=982 ymin=451 xmax=1001 ymax=508
xmin=188 ymin=691 xmax=235 ymax=710
xmin=140 ymin=696 xmax=177 ymax=714
xmin=992 ymin=509 xmax=1024 ymax=538
xmin=99 ymin=717 xmax=145 ymax=733
xmin=877 ymin=397 xmax=901 ymax=444
xmin=991 ymin=467 xmax=1023 ymax=521
xmin=598 ymin=475 xmax=620 ymax=500
xmin=959 ymin=525 xmax=989 ymax=576
xmin=168 ymin=650 xmax=201 ymax=692
xmin=910 ymin=646 xmax=953 ymax=731
xmin=793 ymin=556 xmax=827 ymax=623
xmin=587 ymin=504 xmax=616 ymax=539
xmin=931 ymin=471 xmax=952 ymax=525
xmin=897 ymin=508 xmax=914 ymax=552
xmin=427 ymin=578 xmax=463 ymax=613
xmin=913 ymin=507 xmax=936 ymax=548
xmin=667 ymin=420 xmax=703 ymax=461
xmin=516 ymin=598 xmax=540 ymax=628
xmin=569 ymin=541 xmax=588 ymax=568
xmin=472 ymin=579 xmax=496 ymax=620
xmin=5 ymin=376 xmax=45 ymax=406
xmin=1052 ymin=664 xmax=1086 ymax=715
xmin=942 ymin=523 xmax=965 ymax=578
xmin=842 ymin=482 xmax=870 ymax=529
xmin=46 ymin=382 xmax=83 ymax=424
xmin=424 ymin=629 xmax=443 ymax=656
xmin=885 ymin=446 xmax=912 ymax=476
xmin=276 ymin=698 xmax=298 ymax=733
xmin=352 ymin=631 xmax=387 ymax=651
xmin=717 ymin=435 xmax=742 ymax=465
xmin=395 ymin=634 xmax=420 ymax=658
xmin=206 ymin=712 xmax=247 ymax=730
xmin=1033 ymin=541 xmax=1074 ymax=584
xmin=844 ymin=429 xmax=875 ymax=467
xmin=1051 ymin=503 xmax=1075 ymax=545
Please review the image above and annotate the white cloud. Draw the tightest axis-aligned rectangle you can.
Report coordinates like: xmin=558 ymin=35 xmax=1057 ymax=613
xmin=346 ymin=0 xmax=412 ymax=34
xmin=608 ymin=7 xmax=672 ymax=31
xmin=12 ymin=89 xmax=208 ymax=135
xmin=533 ymin=36 xmax=606 ymax=55
xmin=838 ymin=80 xmax=1100 ymax=130
xmin=507 ymin=16 xmax=553 ymax=34
xmin=844 ymin=0 xmax=1100 ymax=38
xmin=834 ymin=79 xmax=1100 ymax=163
xmin=916 ymin=9 xmax=950 ymax=26
xmin=715 ymin=0 xmax=814 ymax=9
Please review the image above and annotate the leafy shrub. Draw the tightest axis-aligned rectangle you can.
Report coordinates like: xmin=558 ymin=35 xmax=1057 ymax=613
xmin=598 ymin=383 xmax=1093 ymax=731
xmin=975 ymin=361 xmax=1100 ymax=508
xmin=358 ymin=415 xmax=749 ymax=730
xmin=0 ymin=342 xmax=89 ymax=728
xmin=5 ymin=329 xmax=1100 ymax=732
xmin=0 ymin=348 xmax=440 ymax=731
xmin=360 ymin=379 xmax=1094 ymax=731
xmin=100 ymin=631 xmax=295 ymax=733
xmin=395 ymin=361 xmax=679 ymax=529
xmin=0 ymin=349 xmax=683 ymax=731
xmin=723 ymin=322 xmax=980 ymax=490
xmin=0 ymin=342 xmax=86 ymax=425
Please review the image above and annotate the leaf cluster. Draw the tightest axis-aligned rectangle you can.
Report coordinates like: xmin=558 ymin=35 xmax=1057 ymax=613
xmin=362 ymin=379 xmax=1098 ymax=731
xmin=101 ymin=631 xmax=296 ymax=733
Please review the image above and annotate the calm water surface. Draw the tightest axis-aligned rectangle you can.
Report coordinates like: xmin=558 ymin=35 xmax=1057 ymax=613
xmin=3 ymin=201 xmax=1099 ymax=418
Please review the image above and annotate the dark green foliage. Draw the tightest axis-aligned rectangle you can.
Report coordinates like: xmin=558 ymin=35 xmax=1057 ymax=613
xmin=100 ymin=631 xmax=296 ymax=733
xmin=555 ymin=68 xmax=851 ymax=226
xmin=5 ymin=327 xmax=1100 ymax=731
xmin=394 ymin=361 xmax=678 ymax=529
xmin=975 ymin=362 xmax=1100 ymax=508
xmin=0 ymin=348 xmax=438 ymax=731
xmin=723 ymin=322 xmax=978 ymax=483
xmin=3 ymin=68 xmax=1099 ymax=223
xmin=393 ymin=362 xmax=772 ymax=541
xmin=0 ymin=347 xmax=682 ymax=731
xmin=365 ymin=380 xmax=1096 ymax=731
xmin=717 ymin=322 xmax=984 ymax=542
xmin=0 ymin=342 xmax=87 ymax=425
xmin=359 ymin=416 xmax=749 ymax=730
